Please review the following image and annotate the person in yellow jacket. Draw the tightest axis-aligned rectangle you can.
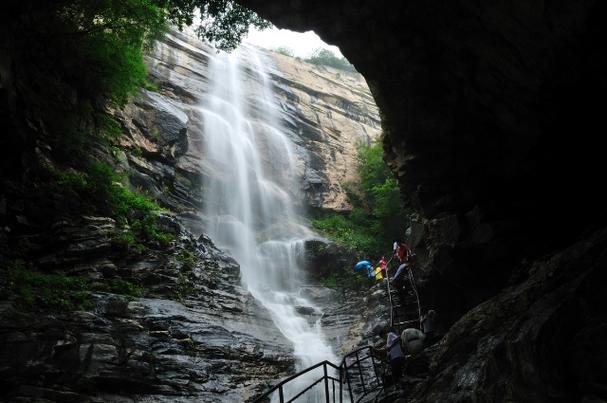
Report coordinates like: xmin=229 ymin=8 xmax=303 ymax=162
xmin=373 ymin=265 xmax=384 ymax=280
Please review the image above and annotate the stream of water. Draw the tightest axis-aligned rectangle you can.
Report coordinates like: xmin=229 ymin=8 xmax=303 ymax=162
xmin=196 ymin=44 xmax=337 ymax=401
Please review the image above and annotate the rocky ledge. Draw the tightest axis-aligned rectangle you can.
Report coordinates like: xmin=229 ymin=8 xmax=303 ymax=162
xmin=0 ymin=215 xmax=294 ymax=402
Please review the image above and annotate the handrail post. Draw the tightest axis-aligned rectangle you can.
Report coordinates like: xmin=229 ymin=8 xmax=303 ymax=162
xmin=386 ymin=269 xmax=394 ymax=327
xmin=323 ymin=362 xmax=330 ymax=402
xmin=345 ymin=361 xmax=353 ymax=402
xmin=339 ymin=364 xmax=344 ymax=403
xmin=279 ymin=385 xmax=284 ymax=403
xmin=332 ymin=378 xmax=336 ymax=403
xmin=370 ymin=348 xmax=381 ymax=387
xmin=356 ymin=350 xmax=367 ymax=395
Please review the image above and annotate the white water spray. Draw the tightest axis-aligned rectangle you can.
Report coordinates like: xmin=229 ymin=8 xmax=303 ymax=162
xmin=196 ymin=45 xmax=338 ymax=400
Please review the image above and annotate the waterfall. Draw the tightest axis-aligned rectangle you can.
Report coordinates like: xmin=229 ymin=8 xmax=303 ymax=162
xmin=196 ymin=44 xmax=338 ymax=400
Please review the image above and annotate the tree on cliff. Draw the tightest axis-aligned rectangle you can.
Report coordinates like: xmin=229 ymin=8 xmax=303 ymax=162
xmin=6 ymin=0 xmax=269 ymax=107
xmin=154 ymin=0 xmax=271 ymax=51
xmin=4 ymin=0 xmax=269 ymax=164
xmin=305 ymin=48 xmax=356 ymax=72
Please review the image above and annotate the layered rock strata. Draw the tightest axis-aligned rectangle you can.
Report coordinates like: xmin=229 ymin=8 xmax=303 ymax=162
xmin=115 ymin=30 xmax=381 ymax=228
xmin=266 ymin=51 xmax=381 ymax=210
xmin=0 ymin=213 xmax=294 ymax=402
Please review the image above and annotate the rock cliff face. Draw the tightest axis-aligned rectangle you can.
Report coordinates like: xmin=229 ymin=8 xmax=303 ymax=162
xmin=115 ymin=30 xmax=380 ymax=225
xmin=0 ymin=216 xmax=294 ymax=402
xmin=266 ymin=52 xmax=381 ymax=210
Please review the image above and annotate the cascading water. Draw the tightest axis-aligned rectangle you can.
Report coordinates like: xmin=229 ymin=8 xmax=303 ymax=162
xmin=196 ymin=44 xmax=338 ymax=400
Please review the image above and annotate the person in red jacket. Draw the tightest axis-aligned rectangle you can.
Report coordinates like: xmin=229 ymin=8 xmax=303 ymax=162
xmin=392 ymin=239 xmax=414 ymax=287
xmin=378 ymin=256 xmax=387 ymax=277
xmin=395 ymin=240 xmax=409 ymax=264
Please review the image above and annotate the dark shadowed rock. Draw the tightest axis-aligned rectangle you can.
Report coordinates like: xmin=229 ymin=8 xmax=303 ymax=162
xmin=0 ymin=214 xmax=295 ymax=402
xmin=294 ymin=305 xmax=317 ymax=315
xmin=303 ymin=238 xmax=355 ymax=279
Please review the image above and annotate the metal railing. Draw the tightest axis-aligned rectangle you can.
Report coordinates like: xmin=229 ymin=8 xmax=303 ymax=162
xmin=253 ymin=346 xmax=385 ymax=403
xmin=387 ymin=261 xmax=422 ymax=333
xmin=341 ymin=346 xmax=385 ymax=403
xmin=253 ymin=360 xmax=342 ymax=403
xmin=254 ymin=253 xmax=427 ymax=403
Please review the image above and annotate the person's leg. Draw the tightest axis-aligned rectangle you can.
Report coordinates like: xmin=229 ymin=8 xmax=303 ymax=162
xmin=395 ymin=270 xmax=408 ymax=301
xmin=391 ymin=357 xmax=406 ymax=393
xmin=392 ymin=263 xmax=406 ymax=282
xmin=390 ymin=359 xmax=402 ymax=384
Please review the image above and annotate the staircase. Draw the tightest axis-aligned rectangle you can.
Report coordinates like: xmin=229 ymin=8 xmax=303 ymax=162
xmin=254 ymin=260 xmax=423 ymax=403
xmin=387 ymin=264 xmax=422 ymax=333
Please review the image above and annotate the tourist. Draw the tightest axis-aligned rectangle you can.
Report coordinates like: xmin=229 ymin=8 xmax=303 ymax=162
xmin=391 ymin=239 xmax=411 ymax=285
xmin=378 ymin=256 xmax=387 ymax=277
xmin=377 ymin=326 xmax=406 ymax=389
xmin=372 ymin=265 xmax=384 ymax=280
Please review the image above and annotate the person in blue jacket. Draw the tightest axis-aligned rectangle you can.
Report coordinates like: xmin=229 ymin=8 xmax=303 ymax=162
xmin=354 ymin=259 xmax=374 ymax=279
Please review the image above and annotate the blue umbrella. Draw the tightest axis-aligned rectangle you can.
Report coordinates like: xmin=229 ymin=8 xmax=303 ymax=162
xmin=354 ymin=260 xmax=372 ymax=270
xmin=354 ymin=260 xmax=375 ymax=278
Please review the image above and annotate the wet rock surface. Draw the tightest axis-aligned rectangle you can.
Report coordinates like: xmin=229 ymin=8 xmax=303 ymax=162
xmin=0 ymin=214 xmax=294 ymax=402
xmin=303 ymin=238 xmax=354 ymax=280
xmin=309 ymin=281 xmax=390 ymax=359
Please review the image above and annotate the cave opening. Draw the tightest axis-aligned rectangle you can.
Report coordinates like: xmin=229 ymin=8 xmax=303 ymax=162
xmin=1 ymin=1 xmax=606 ymax=401
xmin=238 ymin=1 xmax=607 ymax=400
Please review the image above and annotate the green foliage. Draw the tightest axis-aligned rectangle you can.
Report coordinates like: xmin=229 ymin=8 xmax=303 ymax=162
xmin=12 ymin=0 xmax=268 ymax=165
xmin=178 ymin=249 xmax=198 ymax=270
xmin=175 ymin=272 xmax=195 ymax=301
xmin=131 ymin=215 xmax=173 ymax=246
xmin=312 ymin=141 xmax=410 ymax=257
xmin=53 ymin=169 xmax=89 ymax=196
xmin=86 ymin=162 xmax=173 ymax=247
xmin=32 ymin=0 xmax=168 ymax=106
xmin=86 ymin=162 xmax=157 ymax=214
xmin=356 ymin=142 xmax=407 ymax=239
xmin=319 ymin=268 xmax=370 ymax=291
xmin=311 ymin=212 xmax=377 ymax=253
xmin=103 ymin=278 xmax=144 ymax=299
xmin=187 ymin=0 xmax=272 ymax=51
xmin=77 ymin=26 xmax=150 ymax=106
xmin=320 ymin=272 xmax=338 ymax=288
xmin=131 ymin=145 xmax=144 ymax=157
xmin=305 ymin=48 xmax=357 ymax=72
xmin=49 ymin=161 xmax=173 ymax=249
xmin=1 ymin=259 xmax=147 ymax=310
xmin=143 ymin=79 xmax=160 ymax=91
xmin=275 ymin=47 xmax=294 ymax=57
xmin=113 ymin=230 xmax=146 ymax=254
xmin=1 ymin=260 xmax=92 ymax=311
xmin=96 ymin=113 xmax=123 ymax=141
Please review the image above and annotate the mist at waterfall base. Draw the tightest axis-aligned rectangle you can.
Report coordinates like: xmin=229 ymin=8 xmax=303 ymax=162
xmin=195 ymin=45 xmax=338 ymax=400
